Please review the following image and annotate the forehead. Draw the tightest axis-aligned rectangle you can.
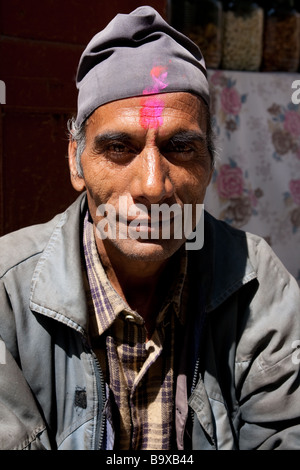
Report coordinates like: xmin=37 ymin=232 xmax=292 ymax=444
xmin=85 ymin=92 xmax=207 ymax=137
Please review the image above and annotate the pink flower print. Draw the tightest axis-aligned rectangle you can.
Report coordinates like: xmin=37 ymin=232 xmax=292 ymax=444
xmin=289 ymin=179 xmax=300 ymax=206
xmin=210 ymin=70 xmax=223 ymax=86
xmin=216 ymin=164 xmax=244 ymax=199
xmin=284 ymin=110 xmax=300 ymax=136
xmin=221 ymin=87 xmax=242 ymax=116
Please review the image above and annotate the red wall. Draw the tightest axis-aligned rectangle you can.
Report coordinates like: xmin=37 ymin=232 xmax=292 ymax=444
xmin=0 ymin=0 xmax=167 ymax=234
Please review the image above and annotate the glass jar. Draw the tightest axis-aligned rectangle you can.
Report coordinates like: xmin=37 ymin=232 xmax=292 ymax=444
xmin=262 ymin=0 xmax=300 ymax=72
xmin=168 ymin=0 xmax=223 ymax=69
xmin=221 ymin=0 xmax=264 ymax=71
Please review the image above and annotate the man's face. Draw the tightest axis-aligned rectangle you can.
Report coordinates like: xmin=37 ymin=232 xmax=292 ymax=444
xmin=69 ymin=92 xmax=213 ymax=262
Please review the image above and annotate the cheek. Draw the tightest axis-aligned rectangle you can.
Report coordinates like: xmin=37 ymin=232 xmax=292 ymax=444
xmin=82 ymin=160 xmax=130 ymax=207
xmin=171 ymin=165 xmax=212 ymax=202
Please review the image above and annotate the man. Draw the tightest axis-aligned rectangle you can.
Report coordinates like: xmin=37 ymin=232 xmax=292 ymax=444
xmin=0 ymin=6 xmax=300 ymax=451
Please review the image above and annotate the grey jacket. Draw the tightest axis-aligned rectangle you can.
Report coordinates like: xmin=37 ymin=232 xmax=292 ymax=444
xmin=0 ymin=193 xmax=300 ymax=450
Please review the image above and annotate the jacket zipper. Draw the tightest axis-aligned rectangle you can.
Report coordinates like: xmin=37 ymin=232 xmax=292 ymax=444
xmin=82 ymin=335 xmax=106 ymax=450
xmin=191 ymin=357 xmax=200 ymax=392
xmin=190 ymin=357 xmax=200 ymax=426
xmin=92 ymin=351 xmax=106 ymax=450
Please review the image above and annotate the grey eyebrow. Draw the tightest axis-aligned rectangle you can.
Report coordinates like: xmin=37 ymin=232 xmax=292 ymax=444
xmin=92 ymin=130 xmax=207 ymax=153
xmin=167 ymin=130 xmax=207 ymax=145
xmin=93 ymin=132 xmax=132 ymax=148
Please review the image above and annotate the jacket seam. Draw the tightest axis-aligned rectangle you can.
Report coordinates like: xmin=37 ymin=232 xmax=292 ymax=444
xmin=0 ymin=251 xmax=43 ymax=280
xmin=249 ymin=234 xmax=291 ymax=287
xmin=19 ymin=424 xmax=47 ymax=450
xmin=29 ymin=300 xmax=86 ymax=336
xmin=56 ymin=410 xmax=95 ymax=449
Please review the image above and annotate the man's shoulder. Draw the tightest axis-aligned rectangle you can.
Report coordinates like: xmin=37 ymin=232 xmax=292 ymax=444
xmin=203 ymin=210 xmax=294 ymax=284
xmin=0 ymin=213 xmax=63 ymax=278
xmin=0 ymin=193 xmax=87 ymax=279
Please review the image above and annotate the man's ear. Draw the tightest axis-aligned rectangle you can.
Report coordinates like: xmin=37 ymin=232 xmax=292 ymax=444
xmin=68 ymin=140 xmax=86 ymax=192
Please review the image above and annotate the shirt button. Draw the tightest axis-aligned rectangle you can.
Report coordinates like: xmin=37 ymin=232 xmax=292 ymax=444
xmin=125 ymin=314 xmax=136 ymax=322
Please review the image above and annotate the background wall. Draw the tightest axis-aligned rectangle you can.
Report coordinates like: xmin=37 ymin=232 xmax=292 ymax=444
xmin=0 ymin=0 xmax=167 ymax=235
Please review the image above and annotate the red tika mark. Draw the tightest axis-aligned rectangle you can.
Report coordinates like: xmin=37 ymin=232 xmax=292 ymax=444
xmin=140 ymin=96 xmax=165 ymax=129
xmin=140 ymin=66 xmax=169 ymax=129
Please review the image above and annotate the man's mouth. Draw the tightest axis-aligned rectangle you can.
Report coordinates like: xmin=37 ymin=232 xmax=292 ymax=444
xmin=119 ymin=215 xmax=175 ymax=229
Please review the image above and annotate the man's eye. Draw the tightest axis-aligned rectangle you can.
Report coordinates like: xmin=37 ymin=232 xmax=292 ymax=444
xmin=166 ymin=141 xmax=194 ymax=153
xmin=103 ymin=143 xmax=136 ymax=161
xmin=172 ymin=144 xmax=192 ymax=153
xmin=107 ymin=143 xmax=127 ymax=153
xmin=164 ymin=142 xmax=195 ymax=160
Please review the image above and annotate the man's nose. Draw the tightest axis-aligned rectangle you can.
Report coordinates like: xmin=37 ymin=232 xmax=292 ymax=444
xmin=130 ymin=147 xmax=174 ymax=205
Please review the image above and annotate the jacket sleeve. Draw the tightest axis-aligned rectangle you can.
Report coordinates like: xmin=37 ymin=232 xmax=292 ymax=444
xmin=236 ymin=237 xmax=300 ymax=450
xmin=0 ymin=282 xmax=50 ymax=450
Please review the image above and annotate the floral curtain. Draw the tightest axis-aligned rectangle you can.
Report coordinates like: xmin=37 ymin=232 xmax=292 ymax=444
xmin=205 ymin=70 xmax=300 ymax=285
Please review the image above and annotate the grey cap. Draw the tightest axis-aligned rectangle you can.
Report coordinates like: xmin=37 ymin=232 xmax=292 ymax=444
xmin=75 ymin=5 xmax=209 ymax=127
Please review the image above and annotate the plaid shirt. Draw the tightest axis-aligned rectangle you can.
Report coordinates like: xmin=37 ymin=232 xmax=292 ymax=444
xmin=83 ymin=212 xmax=188 ymax=450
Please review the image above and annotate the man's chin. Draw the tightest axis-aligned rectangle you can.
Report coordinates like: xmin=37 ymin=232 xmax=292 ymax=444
xmin=103 ymin=237 xmax=185 ymax=262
